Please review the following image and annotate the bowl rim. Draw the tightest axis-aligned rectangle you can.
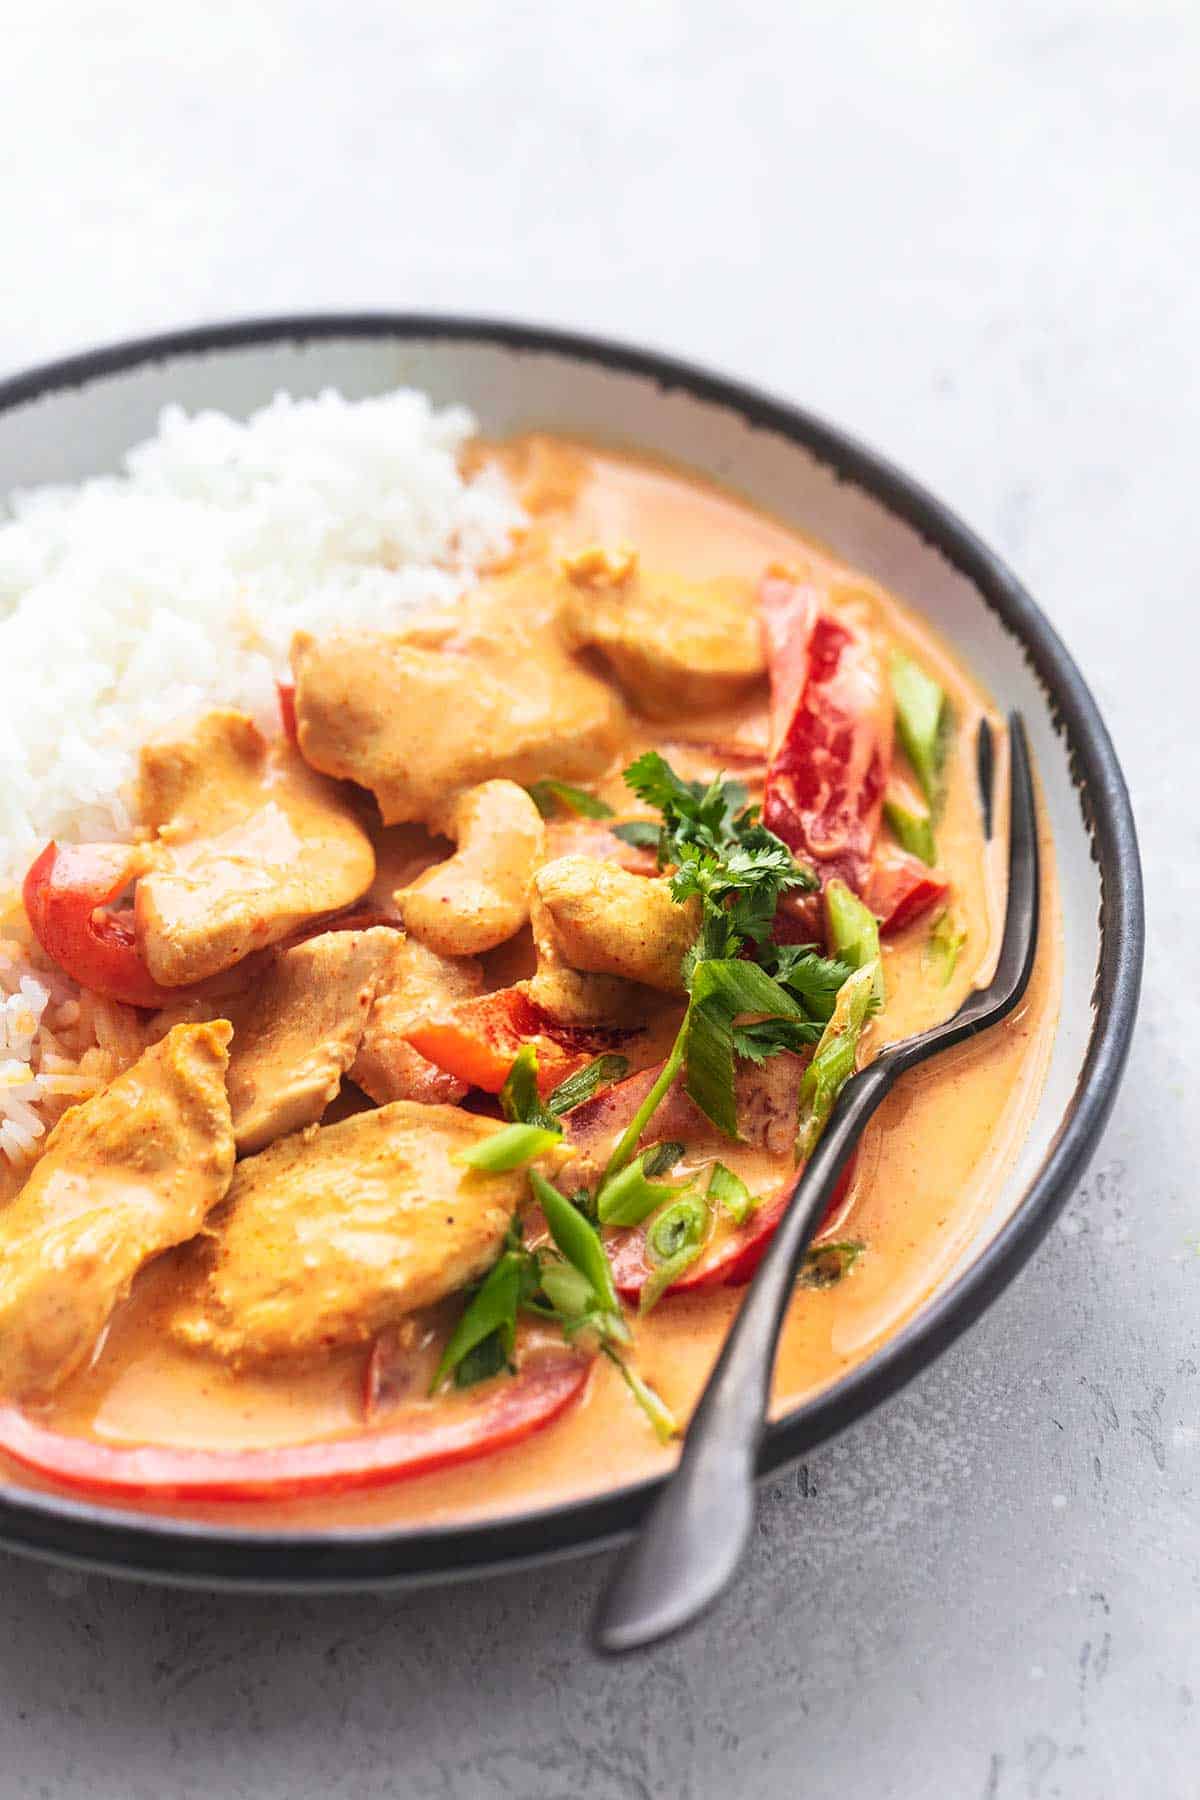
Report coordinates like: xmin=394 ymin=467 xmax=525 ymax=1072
xmin=0 ymin=312 xmax=1144 ymax=1588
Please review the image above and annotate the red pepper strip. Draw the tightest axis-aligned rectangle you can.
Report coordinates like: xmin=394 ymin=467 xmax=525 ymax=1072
xmin=405 ymin=988 xmax=632 ymax=1097
xmin=21 ymin=841 xmax=176 ymax=1008
xmin=869 ymin=851 xmax=949 ymax=936
xmin=277 ymin=680 xmax=298 ymax=745
xmin=760 ymin=570 xmax=893 ymax=895
xmin=609 ymin=1149 xmax=859 ymax=1301
xmin=0 ymin=1351 xmax=591 ymax=1502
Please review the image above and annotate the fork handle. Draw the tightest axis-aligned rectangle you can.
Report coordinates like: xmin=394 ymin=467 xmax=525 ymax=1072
xmin=593 ymin=1059 xmax=897 ymax=1655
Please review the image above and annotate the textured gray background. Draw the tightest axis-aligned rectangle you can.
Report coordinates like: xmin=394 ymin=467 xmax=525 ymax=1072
xmin=0 ymin=3 xmax=1192 ymax=1795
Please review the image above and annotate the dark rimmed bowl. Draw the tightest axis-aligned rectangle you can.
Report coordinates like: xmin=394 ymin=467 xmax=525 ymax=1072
xmin=0 ymin=315 xmax=1143 ymax=1588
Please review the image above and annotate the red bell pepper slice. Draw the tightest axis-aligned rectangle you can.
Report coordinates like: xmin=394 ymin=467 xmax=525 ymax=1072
xmin=609 ymin=1149 xmax=859 ymax=1301
xmin=760 ymin=569 xmax=893 ymax=895
xmin=869 ymin=850 xmax=949 ymax=936
xmin=404 ymin=988 xmax=629 ymax=1096
xmin=21 ymin=841 xmax=175 ymax=1008
xmin=0 ymin=1350 xmax=590 ymax=1502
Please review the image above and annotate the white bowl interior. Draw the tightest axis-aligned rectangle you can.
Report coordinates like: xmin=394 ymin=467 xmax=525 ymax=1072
xmin=0 ymin=331 xmax=1096 ymax=1310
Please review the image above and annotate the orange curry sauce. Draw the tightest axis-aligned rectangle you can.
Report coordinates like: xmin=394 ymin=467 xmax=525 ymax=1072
xmin=3 ymin=435 xmax=1062 ymax=1529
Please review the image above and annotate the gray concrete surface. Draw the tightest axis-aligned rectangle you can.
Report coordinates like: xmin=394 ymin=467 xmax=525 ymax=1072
xmin=0 ymin=2 xmax=1193 ymax=1794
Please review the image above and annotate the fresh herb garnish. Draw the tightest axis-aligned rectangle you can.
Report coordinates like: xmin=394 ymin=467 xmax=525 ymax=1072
xmin=431 ymin=1225 xmax=538 ymax=1391
xmin=499 ymin=1044 xmax=559 ymax=1132
xmin=530 ymin=1169 xmax=622 ymax=1316
xmin=601 ymin=754 xmax=868 ymax=1168
xmin=923 ymin=908 xmax=967 ymax=987
xmin=890 ymin=651 xmax=950 ymax=809
xmin=795 ymin=963 xmax=877 ymax=1161
xmin=641 ymin=1191 xmax=712 ymax=1312
xmin=884 ymin=795 xmax=937 ymax=867
xmin=757 ymin=942 xmax=857 ymax=1022
xmin=799 ymin=1239 xmax=864 ymax=1288
xmin=526 ymin=779 xmax=615 ymax=820
xmin=456 ymin=1121 xmax=562 ymax=1173
xmin=731 ymin=1016 xmax=822 ymax=1064
xmin=641 ymin=1140 xmax=685 ymax=1178
xmin=824 ymin=878 xmax=885 ymax=1006
xmin=601 ymin=1344 xmax=677 ymax=1442
xmin=597 ymin=1153 xmax=690 ymax=1228
xmin=707 ymin=1161 xmax=759 ymax=1225
xmin=545 ymin=1053 xmax=629 ymax=1116
xmin=684 ymin=958 xmax=808 ymax=1138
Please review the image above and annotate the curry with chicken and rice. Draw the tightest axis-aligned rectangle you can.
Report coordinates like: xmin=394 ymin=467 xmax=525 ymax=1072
xmin=0 ymin=436 xmax=1060 ymax=1522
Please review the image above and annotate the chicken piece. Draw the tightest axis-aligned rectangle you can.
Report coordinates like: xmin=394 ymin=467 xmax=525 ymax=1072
xmin=562 ymin=551 xmax=764 ymax=718
xmin=395 ymin=780 xmax=544 ymax=956
xmin=0 ymin=1023 xmax=234 ymax=1400
xmin=171 ymin=1102 xmax=524 ymax=1366
xmin=532 ymin=856 xmax=700 ymax=996
xmin=223 ymin=927 xmax=400 ymax=1154
xmin=135 ymin=710 xmax=375 ymax=987
xmin=352 ymin=935 xmax=484 ymax=1106
xmin=290 ymin=566 xmax=625 ymax=825
xmin=519 ymin=890 xmax=644 ymax=1027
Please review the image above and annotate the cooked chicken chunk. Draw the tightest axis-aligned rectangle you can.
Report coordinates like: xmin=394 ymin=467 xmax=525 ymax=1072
xmin=520 ymin=891 xmax=643 ymax=1027
xmin=0 ymin=1023 xmax=234 ymax=1399
xmin=562 ymin=551 xmax=764 ymax=718
xmin=352 ymin=934 xmax=484 ymax=1106
xmin=171 ymin=1102 xmax=524 ymax=1365
xmin=532 ymin=857 xmax=699 ymax=996
xmin=135 ymin=710 xmax=376 ymax=986
xmin=223 ymin=927 xmax=400 ymax=1154
xmin=290 ymin=567 xmax=625 ymax=824
xmin=395 ymin=780 xmax=544 ymax=956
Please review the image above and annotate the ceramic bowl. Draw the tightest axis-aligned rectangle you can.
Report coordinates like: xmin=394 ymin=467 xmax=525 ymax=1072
xmin=0 ymin=316 xmax=1143 ymax=1586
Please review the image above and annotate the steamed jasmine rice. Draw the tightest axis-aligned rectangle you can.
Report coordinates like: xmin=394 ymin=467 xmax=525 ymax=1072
xmin=0 ymin=387 xmax=523 ymax=1180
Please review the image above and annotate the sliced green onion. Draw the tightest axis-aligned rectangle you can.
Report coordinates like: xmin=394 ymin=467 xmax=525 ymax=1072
xmin=641 ymin=1192 xmax=711 ymax=1312
xmin=685 ymin=957 xmax=806 ymax=1139
xmin=641 ymin=1140 xmax=685 ymax=1178
xmin=457 ymin=1122 xmax=561 ymax=1172
xmin=799 ymin=1239 xmax=864 ymax=1288
xmin=824 ymin=879 xmax=885 ymax=1007
xmin=499 ymin=1044 xmax=558 ymax=1130
xmin=538 ymin=1260 xmax=597 ymax=1319
xmin=883 ymin=796 xmax=937 ymax=867
xmin=707 ymin=1161 xmax=758 ymax=1226
xmin=431 ymin=1252 xmax=521 ymax=1391
xmin=603 ymin=1022 xmax=688 ymax=1180
xmin=453 ymin=1331 xmax=509 ymax=1387
xmin=602 ymin=1343 xmax=677 ymax=1443
xmin=795 ymin=962 xmax=877 ymax=1163
xmin=890 ymin=650 xmax=949 ymax=808
xmin=923 ymin=908 xmax=967 ymax=987
xmin=529 ymin=1169 xmax=620 ymax=1315
xmin=526 ymin=778 xmax=615 ymax=820
xmin=596 ymin=1154 xmax=685 ymax=1228
xmin=546 ymin=1053 xmax=630 ymax=1116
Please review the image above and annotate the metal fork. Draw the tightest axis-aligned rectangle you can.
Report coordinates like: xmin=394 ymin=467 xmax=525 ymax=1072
xmin=594 ymin=712 xmax=1039 ymax=1654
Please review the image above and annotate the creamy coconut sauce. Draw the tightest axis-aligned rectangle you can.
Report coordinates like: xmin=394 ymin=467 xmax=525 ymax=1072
xmin=4 ymin=438 xmax=1061 ymax=1527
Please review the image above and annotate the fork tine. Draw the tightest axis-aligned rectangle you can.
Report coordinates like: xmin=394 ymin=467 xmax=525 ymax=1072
xmin=991 ymin=712 xmax=1040 ymax=1009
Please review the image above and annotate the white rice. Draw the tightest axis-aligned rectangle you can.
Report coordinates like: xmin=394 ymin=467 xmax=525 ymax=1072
xmin=0 ymin=385 xmax=524 ymax=1177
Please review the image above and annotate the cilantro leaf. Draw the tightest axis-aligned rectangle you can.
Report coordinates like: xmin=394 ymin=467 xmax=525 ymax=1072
xmin=731 ymin=1016 xmax=821 ymax=1064
xmin=758 ymin=943 xmax=857 ymax=1022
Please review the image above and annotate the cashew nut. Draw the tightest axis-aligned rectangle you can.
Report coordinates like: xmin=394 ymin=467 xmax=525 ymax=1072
xmin=395 ymin=780 xmax=544 ymax=957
